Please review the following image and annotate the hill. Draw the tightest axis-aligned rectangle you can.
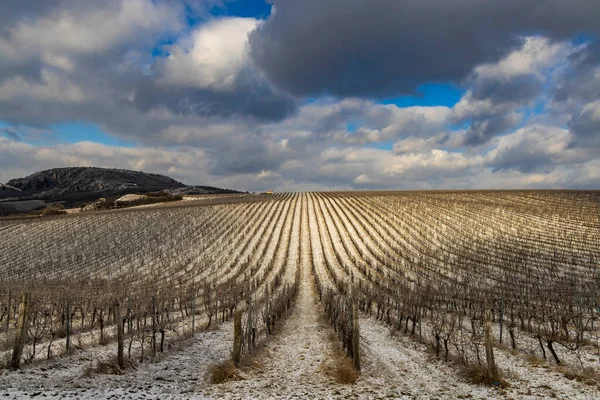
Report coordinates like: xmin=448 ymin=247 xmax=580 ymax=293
xmin=0 ymin=167 xmax=239 ymax=215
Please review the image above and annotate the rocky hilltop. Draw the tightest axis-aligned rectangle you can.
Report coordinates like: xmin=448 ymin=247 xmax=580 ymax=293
xmin=0 ymin=167 xmax=239 ymax=214
xmin=3 ymin=167 xmax=185 ymax=202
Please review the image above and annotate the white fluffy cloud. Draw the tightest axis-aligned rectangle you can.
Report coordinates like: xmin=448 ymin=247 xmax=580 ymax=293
xmin=485 ymin=125 xmax=577 ymax=172
xmin=156 ymin=18 xmax=259 ymax=90
xmin=473 ymin=37 xmax=572 ymax=81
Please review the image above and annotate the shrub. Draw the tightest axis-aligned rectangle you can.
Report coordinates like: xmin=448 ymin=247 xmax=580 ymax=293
xmin=322 ymin=356 xmax=358 ymax=384
xmin=39 ymin=204 xmax=67 ymax=217
xmin=83 ymin=358 xmax=135 ymax=376
xmin=525 ymin=353 xmax=546 ymax=366
xmin=462 ymin=364 xmax=509 ymax=388
xmin=332 ymin=358 xmax=359 ymax=384
xmin=562 ymin=366 xmax=600 ymax=386
xmin=207 ymin=360 xmax=245 ymax=384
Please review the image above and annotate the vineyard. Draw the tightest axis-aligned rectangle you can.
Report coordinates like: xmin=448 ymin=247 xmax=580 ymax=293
xmin=1 ymin=191 xmax=599 ymax=399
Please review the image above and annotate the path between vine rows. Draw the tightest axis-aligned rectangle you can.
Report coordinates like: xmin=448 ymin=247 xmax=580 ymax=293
xmin=214 ymin=260 xmax=335 ymax=398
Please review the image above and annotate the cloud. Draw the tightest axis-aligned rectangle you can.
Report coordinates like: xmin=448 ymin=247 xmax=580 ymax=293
xmin=155 ymin=18 xmax=258 ymax=91
xmin=132 ymin=69 xmax=297 ymax=121
xmin=249 ymin=0 xmax=600 ymax=97
xmin=0 ymin=70 xmax=87 ymax=103
xmin=552 ymin=42 xmax=600 ymax=110
xmin=274 ymin=99 xmax=451 ymax=145
xmin=0 ymin=10 xmax=296 ymax=136
xmin=451 ymin=37 xmax=575 ymax=145
xmin=3 ymin=123 xmax=600 ymax=192
xmin=343 ymin=106 xmax=451 ymax=144
xmin=392 ymin=134 xmax=450 ymax=154
xmin=272 ymin=145 xmax=484 ymax=190
xmin=0 ymin=0 xmax=183 ymax=81
xmin=138 ymin=17 xmax=297 ymax=121
xmin=484 ymin=125 xmax=583 ymax=173
xmin=568 ymin=101 xmax=600 ymax=147
xmin=0 ymin=0 xmax=185 ymax=129
xmin=550 ymin=42 xmax=600 ymax=147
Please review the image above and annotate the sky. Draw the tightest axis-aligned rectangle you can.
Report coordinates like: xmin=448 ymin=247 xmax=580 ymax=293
xmin=0 ymin=0 xmax=599 ymax=191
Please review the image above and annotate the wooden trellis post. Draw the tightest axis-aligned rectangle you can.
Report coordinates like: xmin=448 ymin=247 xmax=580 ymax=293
xmin=5 ymin=289 xmax=11 ymax=333
xmin=115 ymin=300 xmax=124 ymax=369
xmin=10 ymin=293 xmax=30 ymax=370
xmin=484 ymin=309 xmax=499 ymax=382
xmin=65 ymin=298 xmax=71 ymax=352
xmin=352 ymin=297 xmax=361 ymax=371
xmin=127 ymin=297 xmax=132 ymax=334
xmin=418 ymin=295 xmax=422 ymax=339
xmin=152 ymin=295 xmax=157 ymax=357
xmin=499 ymin=299 xmax=504 ymax=345
xmin=232 ymin=310 xmax=242 ymax=366
xmin=191 ymin=294 xmax=196 ymax=335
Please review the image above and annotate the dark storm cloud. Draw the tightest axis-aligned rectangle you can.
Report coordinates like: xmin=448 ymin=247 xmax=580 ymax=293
xmin=0 ymin=0 xmax=63 ymax=26
xmin=249 ymin=0 xmax=600 ymax=97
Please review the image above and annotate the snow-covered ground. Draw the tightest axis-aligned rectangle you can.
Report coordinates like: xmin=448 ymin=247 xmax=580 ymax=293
xmin=2 ymin=273 xmax=600 ymax=399
xmin=0 ymin=325 xmax=232 ymax=399
xmin=6 ymin=260 xmax=596 ymax=400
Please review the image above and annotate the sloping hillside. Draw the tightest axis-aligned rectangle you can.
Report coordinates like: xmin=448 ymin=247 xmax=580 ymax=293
xmin=0 ymin=167 xmax=239 ymax=214
xmin=4 ymin=167 xmax=185 ymax=200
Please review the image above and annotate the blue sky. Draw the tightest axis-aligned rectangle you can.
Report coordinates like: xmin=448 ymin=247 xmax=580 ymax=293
xmin=0 ymin=0 xmax=598 ymax=191
xmin=50 ymin=123 xmax=136 ymax=147
xmin=211 ymin=0 xmax=273 ymax=19
xmin=382 ymin=83 xmax=465 ymax=108
xmin=1 ymin=122 xmax=136 ymax=147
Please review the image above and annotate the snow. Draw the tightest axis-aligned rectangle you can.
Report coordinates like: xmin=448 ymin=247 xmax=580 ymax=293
xmin=0 ymin=325 xmax=232 ymax=399
xmin=115 ymin=194 xmax=148 ymax=204
xmin=359 ymin=316 xmax=498 ymax=399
